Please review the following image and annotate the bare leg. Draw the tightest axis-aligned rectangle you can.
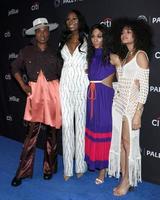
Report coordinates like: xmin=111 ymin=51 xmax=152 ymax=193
xmin=113 ymin=117 xmax=130 ymax=196
xmin=113 ymin=143 xmax=125 ymax=191
xmin=95 ymin=168 xmax=106 ymax=184
xmin=120 ymin=143 xmax=126 ymax=178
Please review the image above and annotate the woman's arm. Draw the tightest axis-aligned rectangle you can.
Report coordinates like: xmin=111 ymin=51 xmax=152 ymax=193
xmin=132 ymin=51 xmax=149 ymax=130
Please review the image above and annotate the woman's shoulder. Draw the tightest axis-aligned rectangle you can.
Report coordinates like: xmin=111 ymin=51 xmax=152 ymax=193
xmin=109 ymin=53 xmax=122 ymax=67
xmin=136 ymin=50 xmax=148 ymax=59
xmin=136 ymin=50 xmax=149 ymax=69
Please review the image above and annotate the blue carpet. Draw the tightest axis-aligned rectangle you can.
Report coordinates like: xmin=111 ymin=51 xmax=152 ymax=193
xmin=0 ymin=136 xmax=159 ymax=200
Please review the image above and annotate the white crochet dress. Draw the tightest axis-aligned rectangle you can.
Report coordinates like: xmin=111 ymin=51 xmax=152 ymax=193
xmin=108 ymin=51 xmax=149 ymax=186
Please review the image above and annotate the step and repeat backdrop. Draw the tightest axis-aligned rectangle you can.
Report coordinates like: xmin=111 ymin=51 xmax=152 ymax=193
xmin=0 ymin=0 xmax=160 ymax=184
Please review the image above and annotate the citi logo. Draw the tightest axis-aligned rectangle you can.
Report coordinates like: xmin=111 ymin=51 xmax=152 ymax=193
xmin=8 ymin=9 xmax=19 ymax=16
xmin=155 ymin=51 xmax=160 ymax=59
xmin=146 ymin=149 xmax=160 ymax=158
xmin=5 ymin=74 xmax=12 ymax=80
xmin=152 ymin=17 xmax=160 ymax=24
xmin=6 ymin=115 xmax=13 ymax=121
xmin=152 ymin=116 xmax=160 ymax=127
xmin=9 ymin=96 xmax=20 ymax=102
xmin=31 ymin=2 xmax=40 ymax=11
xmin=8 ymin=53 xmax=18 ymax=60
xmin=150 ymin=86 xmax=160 ymax=93
xmin=4 ymin=31 xmax=11 ymax=38
xmin=100 ymin=18 xmax=112 ymax=27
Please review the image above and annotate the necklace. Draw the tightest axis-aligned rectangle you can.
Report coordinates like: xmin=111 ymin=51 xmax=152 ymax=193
xmin=122 ymin=49 xmax=136 ymax=66
xmin=128 ymin=49 xmax=135 ymax=56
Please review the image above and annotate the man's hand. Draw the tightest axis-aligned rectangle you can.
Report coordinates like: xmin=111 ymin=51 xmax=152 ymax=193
xmin=14 ymin=72 xmax=31 ymax=96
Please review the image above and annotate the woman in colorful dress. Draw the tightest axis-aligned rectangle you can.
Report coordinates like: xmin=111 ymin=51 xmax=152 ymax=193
xmin=85 ymin=24 xmax=115 ymax=184
xmin=109 ymin=18 xmax=153 ymax=196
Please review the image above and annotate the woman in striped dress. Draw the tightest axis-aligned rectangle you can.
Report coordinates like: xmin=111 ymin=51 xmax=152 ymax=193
xmin=58 ymin=10 xmax=89 ymax=181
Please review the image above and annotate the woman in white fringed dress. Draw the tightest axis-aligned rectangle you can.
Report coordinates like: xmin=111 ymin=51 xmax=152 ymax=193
xmin=109 ymin=18 xmax=153 ymax=196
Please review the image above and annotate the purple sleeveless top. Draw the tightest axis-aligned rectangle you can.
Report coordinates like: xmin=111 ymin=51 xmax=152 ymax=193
xmin=88 ymin=48 xmax=115 ymax=81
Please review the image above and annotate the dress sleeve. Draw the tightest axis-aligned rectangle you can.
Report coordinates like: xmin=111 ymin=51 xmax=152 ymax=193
xmin=11 ymin=49 xmax=24 ymax=76
xmin=137 ymin=67 xmax=149 ymax=104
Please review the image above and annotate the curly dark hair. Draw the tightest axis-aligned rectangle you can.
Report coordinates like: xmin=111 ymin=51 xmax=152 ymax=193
xmin=58 ymin=9 xmax=89 ymax=53
xmin=87 ymin=24 xmax=112 ymax=65
xmin=110 ymin=18 xmax=153 ymax=59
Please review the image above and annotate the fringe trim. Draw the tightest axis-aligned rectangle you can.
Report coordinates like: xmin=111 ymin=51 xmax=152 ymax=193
xmin=108 ymin=151 xmax=120 ymax=179
xmin=129 ymin=156 xmax=142 ymax=187
xmin=108 ymin=151 xmax=142 ymax=187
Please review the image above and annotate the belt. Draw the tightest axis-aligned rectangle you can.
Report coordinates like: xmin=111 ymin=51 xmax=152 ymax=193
xmin=90 ymin=80 xmax=102 ymax=83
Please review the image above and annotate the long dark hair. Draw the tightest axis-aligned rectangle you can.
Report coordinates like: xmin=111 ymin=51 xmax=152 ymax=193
xmin=58 ymin=9 xmax=89 ymax=54
xmin=110 ymin=18 xmax=153 ymax=59
xmin=87 ymin=24 xmax=112 ymax=65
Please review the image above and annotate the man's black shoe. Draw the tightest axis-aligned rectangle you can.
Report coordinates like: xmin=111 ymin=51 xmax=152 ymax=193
xmin=11 ymin=177 xmax=22 ymax=187
xmin=43 ymin=174 xmax=52 ymax=180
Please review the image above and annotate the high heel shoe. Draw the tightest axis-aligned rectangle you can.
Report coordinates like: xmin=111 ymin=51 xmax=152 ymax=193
xmin=113 ymin=184 xmax=133 ymax=196
xmin=95 ymin=169 xmax=106 ymax=185
xmin=95 ymin=178 xmax=104 ymax=185
xmin=43 ymin=173 xmax=52 ymax=180
xmin=63 ymin=175 xmax=71 ymax=181
xmin=129 ymin=186 xmax=134 ymax=191
xmin=76 ymin=173 xmax=84 ymax=178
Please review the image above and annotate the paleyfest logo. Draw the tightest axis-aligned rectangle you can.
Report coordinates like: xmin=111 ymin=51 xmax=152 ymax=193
xmin=150 ymin=85 xmax=160 ymax=93
xmin=9 ymin=96 xmax=20 ymax=103
xmin=22 ymin=28 xmax=27 ymax=37
xmin=6 ymin=115 xmax=13 ymax=121
xmin=54 ymin=0 xmax=84 ymax=8
xmin=145 ymin=149 xmax=160 ymax=159
xmin=137 ymin=15 xmax=148 ymax=22
xmin=152 ymin=17 xmax=160 ymax=24
xmin=8 ymin=53 xmax=18 ymax=60
xmin=31 ymin=2 xmax=40 ymax=11
xmin=8 ymin=9 xmax=19 ymax=16
xmin=54 ymin=0 xmax=61 ymax=7
xmin=137 ymin=15 xmax=160 ymax=24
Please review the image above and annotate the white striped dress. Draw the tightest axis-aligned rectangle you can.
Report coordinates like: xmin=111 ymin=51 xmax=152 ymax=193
xmin=60 ymin=41 xmax=89 ymax=176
